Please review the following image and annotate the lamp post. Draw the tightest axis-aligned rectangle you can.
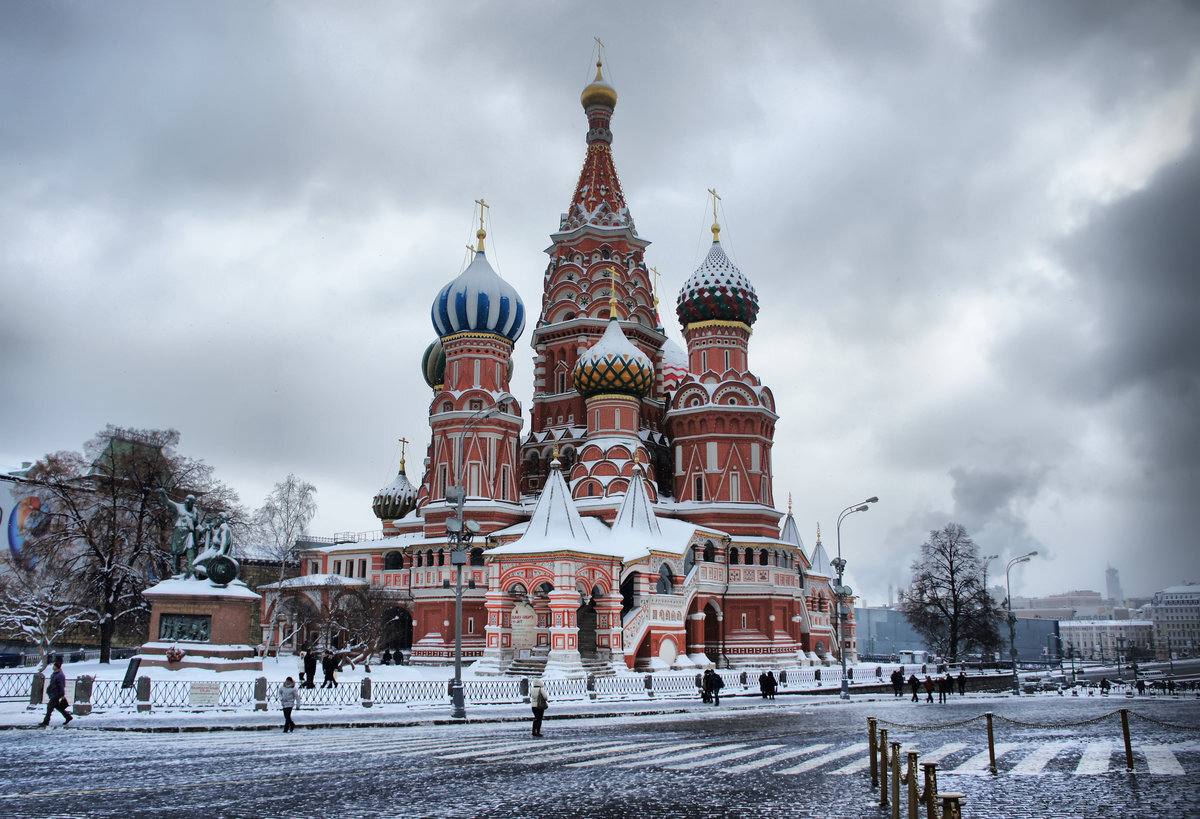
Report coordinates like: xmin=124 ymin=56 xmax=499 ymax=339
xmin=1067 ymin=640 xmax=1076 ymax=683
xmin=1005 ymin=551 xmax=1038 ymax=695
xmin=831 ymin=495 xmax=878 ymax=700
xmin=445 ymin=402 xmax=501 ymax=719
xmin=1116 ymin=634 xmax=1125 ymax=681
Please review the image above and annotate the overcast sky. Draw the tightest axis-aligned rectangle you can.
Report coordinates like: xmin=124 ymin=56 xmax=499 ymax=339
xmin=3 ymin=1 xmax=1198 ymax=605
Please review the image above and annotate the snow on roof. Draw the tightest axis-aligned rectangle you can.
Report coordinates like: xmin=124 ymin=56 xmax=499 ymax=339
xmin=809 ymin=537 xmax=833 ymax=578
xmin=489 ymin=457 xmax=609 ymax=557
xmin=258 ymin=573 xmax=369 ymax=590
xmin=606 ymin=460 xmax=663 ymax=561
xmin=779 ymin=510 xmax=805 ymax=551
xmin=143 ymin=577 xmax=261 ymax=600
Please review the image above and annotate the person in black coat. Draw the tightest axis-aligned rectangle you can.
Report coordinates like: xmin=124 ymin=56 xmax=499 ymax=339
xmin=705 ymin=669 xmax=724 ymax=706
xmin=765 ymin=671 xmax=777 ymax=701
xmin=321 ymin=652 xmax=337 ymax=688
xmin=41 ymin=659 xmax=72 ymax=727
xmin=891 ymin=669 xmax=904 ymax=697
xmin=303 ymin=651 xmax=318 ymax=689
xmin=908 ymin=673 xmax=920 ymax=702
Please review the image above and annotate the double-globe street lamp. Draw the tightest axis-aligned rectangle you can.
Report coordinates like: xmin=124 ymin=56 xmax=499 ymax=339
xmin=1005 ymin=551 xmax=1038 ymax=695
xmin=831 ymin=495 xmax=878 ymax=700
xmin=445 ymin=402 xmax=501 ymax=719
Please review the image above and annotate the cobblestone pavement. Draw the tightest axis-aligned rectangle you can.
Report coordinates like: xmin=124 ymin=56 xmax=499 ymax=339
xmin=3 ymin=695 xmax=1198 ymax=818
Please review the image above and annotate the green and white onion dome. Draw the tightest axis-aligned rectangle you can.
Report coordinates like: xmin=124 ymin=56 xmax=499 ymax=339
xmin=676 ymin=240 xmax=759 ymax=327
xmin=573 ymin=318 xmax=654 ymax=398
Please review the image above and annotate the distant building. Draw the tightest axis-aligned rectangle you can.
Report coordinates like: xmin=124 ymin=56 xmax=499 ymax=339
xmin=1152 ymin=584 xmax=1200 ymax=659
xmin=1058 ymin=620 xmax=1153 ymax=661
xmin=1106 ymin=565 xmax=1125 ymax=606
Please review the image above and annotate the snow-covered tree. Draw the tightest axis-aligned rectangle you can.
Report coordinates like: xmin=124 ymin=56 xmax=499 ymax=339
xmin=0 ymin=553 xmax=98 ymax=670
xmin=16 ymin=426 xmax=244 ymax=662
xmin=252 ymin=474 xmax=317 ymax=586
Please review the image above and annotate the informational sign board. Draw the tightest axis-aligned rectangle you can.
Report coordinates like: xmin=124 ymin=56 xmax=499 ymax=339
xmin=189 ymin=682 xmax=220 ymax=707
xmin=511 ymin=601 xmax=537 ymax=651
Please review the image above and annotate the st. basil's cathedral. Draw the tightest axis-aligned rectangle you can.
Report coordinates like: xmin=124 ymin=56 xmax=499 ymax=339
xmin=263 ymin=59 xmax=858 ymax=675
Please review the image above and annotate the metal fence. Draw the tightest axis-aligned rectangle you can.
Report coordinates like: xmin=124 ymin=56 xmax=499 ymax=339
xmin=0 ymin=673 xmax=34 ymax=701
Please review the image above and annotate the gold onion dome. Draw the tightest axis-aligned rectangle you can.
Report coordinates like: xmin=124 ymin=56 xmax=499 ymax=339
xmin=574 ymin=317 xmax=654 ymax=398
xmin=580 ymin=60 xmax=618 ymax=109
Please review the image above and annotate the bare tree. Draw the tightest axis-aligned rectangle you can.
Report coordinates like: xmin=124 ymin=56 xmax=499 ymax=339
xmin=899 ymin=523 xmax=1001 ymax=661
xmin=16 ymin=426 xmax=244 ymax=662
xmin=0 ymin=553 xmax=98 ymax=670
xmin=253 ymin=474 xmax=317 ymax=586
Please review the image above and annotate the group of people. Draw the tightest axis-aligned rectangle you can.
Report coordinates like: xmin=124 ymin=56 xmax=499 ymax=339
xmin=757 ymin=670 xmax=778 ymax=700
xmin=701 ymin=669 xmax=725 ymax=705
xmin=297 ymin=649 xmax=343 ymax=689
xmin=890 ymin=668 xmax=968 ymax=703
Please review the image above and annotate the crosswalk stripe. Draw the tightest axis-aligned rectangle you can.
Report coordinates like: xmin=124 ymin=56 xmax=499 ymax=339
xmin=910 ymin=742 xmax=967 ymax=764
xmin=722 ymin=743 xmax=833 ymax=774
xmin=1142 ymin=745 xmax=1185 ymax=775
xmin=568 ymin=741 xmax=709 ymax=768
xmin=617 ymin=743 xmax=750 ymax=769
xmin=946 ymin=743 xmax=1020 ymax=774
xmin=777 ymin=743 xmax=868 ymax=775
xmin=1074 ymin=742 xmax=1112 ymax=775
xmin=1009 ymin=741 xmax=1070 ymax=775
xmin=518 ymin=741 xmax=641 ymax=765
xmin=665 ymin=744 xmax=786 ymax=771
xmin=436 ymin=740 xmax=574 ymax=760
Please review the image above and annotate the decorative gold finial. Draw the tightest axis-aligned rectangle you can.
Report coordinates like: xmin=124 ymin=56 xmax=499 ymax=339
xmin=608 ymin=266 xmax=621 ymax=319
xmin=649 ymin=266 xmax=661 ymax=308
xmin=399 ymin=436 xmax=409 ymax=472
xmin=474 ymin=197 xmax=490 ymax=252
xmin=634 ymin=450 xmax=641 ymax=465
xmin=594 ymin=37 xmax=606 ymax=77
xmin=552 ymin=441 xmax=560 ymax=461
xmin=707 ymin=188 xmax=722 ymax=242
xmin=816 ymin=522 xmax=821 ymax=542
xmin=788 ymin=492 xmax=792 ymax=514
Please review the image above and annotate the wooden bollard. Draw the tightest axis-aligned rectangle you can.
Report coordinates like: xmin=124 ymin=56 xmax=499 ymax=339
xmin=1121 ymin=708 xmax=1134 ymax=771
xmin=905 ymin=751 xmax=920 ymax=819
xmin=890 ymin=742 xmax=902 ymax=819
xmin=938 ymin=792 xmax=964 ymax=819
xmin=986 ymin=711 xmax=997 ymax=773
xmin=920 ymin=762 xmax=939 ymax=819
xmin=869 ymin=717 xmax=879 ymax=788
xmin=879 ymin=727 xmax=889 ymax=806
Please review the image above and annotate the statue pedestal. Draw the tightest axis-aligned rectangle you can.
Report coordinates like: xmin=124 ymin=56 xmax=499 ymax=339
xmin=141 ymin=577 xmax=263 ymax=672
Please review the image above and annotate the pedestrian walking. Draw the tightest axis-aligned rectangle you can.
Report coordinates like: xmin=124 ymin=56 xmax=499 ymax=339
xmin=1136 ymin=678 xmax=1146 ymax=695
xmin=41 ymin=659 xmax=72 ymax=727
xmin=700 ymin=671 xmax=711 ymax=703
xmin=937 ymin=674 xmax=949 ymax=704
xmin=891 ymin=669 xmax=904 ymax=697
xmin=758 ymin=671 xmax=769 ymax=699
xmin=765 ymin=671 xmax=777 ymax=701
xmin=908 ymin=673 xmax=920 ymax=702
xmin=924 ymin=675 xmax=935 ymax=703
xmin=957 ymin=671 xmax=967 ymax=695
xmin=322 ymin=652 xmax=337 ymax=688
xmin=530 ymin=679 xmax=549 ymax=736
xmin=280 ymin=676 xmax=298 ymax=732
xmin=303 ymin=650 xmax=317 ymax=689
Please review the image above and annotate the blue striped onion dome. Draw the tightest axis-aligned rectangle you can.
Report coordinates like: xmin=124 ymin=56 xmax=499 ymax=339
xmin=676 ymin=241 xmax=759 ymax=327
xmin=421 ymin=339 xmax=446 ymax=389
xmin=431 ymin=250 xmax=525 ymax=342
xmin=573 ymin=319 xmax=654 ymax=398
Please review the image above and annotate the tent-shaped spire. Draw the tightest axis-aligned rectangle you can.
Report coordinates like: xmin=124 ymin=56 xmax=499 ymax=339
xmin=808 ymin=523 xmax=833 ymax=578
xmin=490 ymin=454 xmax=590 ymax=554
xmin=779 ymin=494 xmax=805 ymax=551
xmin=611 ymin=457 xmax=661 ymax=540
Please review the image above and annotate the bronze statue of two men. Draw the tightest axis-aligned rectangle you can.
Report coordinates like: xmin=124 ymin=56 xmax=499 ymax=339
xmin=157 ymin=489 xmax=238 ymax=585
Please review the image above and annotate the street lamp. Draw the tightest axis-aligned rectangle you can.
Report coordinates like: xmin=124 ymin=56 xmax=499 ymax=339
xmin=981 ymin=554 xmax=999 ymax=605
xmin=832 ymin=495 xmax=878 ymax=700
xmin=445 ymin=402 xmax=501 ymax=719
xmin=1006 ymin=551 xmax=1038 ymax=695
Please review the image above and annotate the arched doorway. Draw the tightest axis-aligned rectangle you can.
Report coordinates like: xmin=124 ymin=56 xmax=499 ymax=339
xmin=703 ymin=602 xmax=722 ymax=663
xmin=382 ymin=607 xmax=413 ymax=653
xmin=576 ymin=597 xmax=598 ymax=658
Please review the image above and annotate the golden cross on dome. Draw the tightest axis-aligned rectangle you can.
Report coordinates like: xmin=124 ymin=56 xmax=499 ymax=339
xmin=608 ymin=266 xmax=621 ymax=319
xmin=552 ymin=441 xmax=560 ymax=461
xmin=707 ymin=187 xmax=722 ymax=242
xmin=649 ymin=266 xmax=661 ymax=308
xmin=474 ymin=197 xmax=490 ymax=252
xmin=398 ymin=436 xmax=409 ymax=471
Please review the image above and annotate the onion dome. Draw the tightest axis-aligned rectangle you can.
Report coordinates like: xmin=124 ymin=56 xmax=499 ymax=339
xmin=574 ymin=317 xmax=654 ymax=398
xmin=660 ymin=338 xmax=689 ymax=392
xmin=676 ymin=227 xmax=759 ymax=327
xmin=580 ymin=60 xmax=617 ymax=109
xmin=421 ymin=339 xmax=446 ymax=390
xmin=431 ymin=249 xmax=525 ymax=342
xmin=373 ymin=459 xmax=419 ymax=521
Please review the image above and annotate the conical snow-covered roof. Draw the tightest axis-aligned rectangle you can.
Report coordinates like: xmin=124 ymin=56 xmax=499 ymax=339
xmin=608 ymin=458 xmax=661 ymax=560
xmin=779 ymin=506 xmax=805 ymax=552
xmin=808 ymin=527 xmax=833 ymax=578
xmin=489 ymin=455 xmax=595 ymax=555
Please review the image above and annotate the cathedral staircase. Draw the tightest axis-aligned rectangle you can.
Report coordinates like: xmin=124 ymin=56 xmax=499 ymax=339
xmin=504 ymin=654 xmax=548 ymax=677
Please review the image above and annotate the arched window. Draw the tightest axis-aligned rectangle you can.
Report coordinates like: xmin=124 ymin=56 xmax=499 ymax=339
xmin=415 ymin=553 xmax=423 ymax=568
xmin=656 ymin=564 xmax=674 ymax=594
xmin=703 ymin=541 xmax=716 ymax=562
xmin=683 ymin=546 xmax=696 ymax=575
xmin=384 ymin=551 xmax=403 ymax=570
xmin=469 ymin=548 xmax=484 ymax=566
xmin=729 ymin=548 xmax=739 ymax=565
xmin=759 ymin=550 xmax=768 ymax=566
xmin=437 ymin=549 xmax=446 ymax=567
xmin=425 ymin=549 xmax=434 ymax=567
xmin=744 ymin=548 xmax=755 ymax=565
